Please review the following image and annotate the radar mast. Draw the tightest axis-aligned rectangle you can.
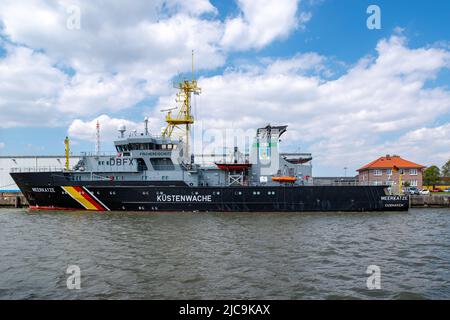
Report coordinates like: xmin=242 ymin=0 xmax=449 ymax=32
xmin=162 ymin=50 xmax=201 ymax=160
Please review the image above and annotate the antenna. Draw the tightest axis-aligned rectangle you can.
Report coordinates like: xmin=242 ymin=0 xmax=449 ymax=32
xmin=192 ymin=49 xmax=195 ymax=81
xmin=64 ymin=136 xmax=70 ymax=171
xmin=160 ymin=107 xmax=177 ymax=112
xmin=96 ymin=120 xmax=100 ymax=156
xmin=144 ymin=117 xmax=149 ymax=135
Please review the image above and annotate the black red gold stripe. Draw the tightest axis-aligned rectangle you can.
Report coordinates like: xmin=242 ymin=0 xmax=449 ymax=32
xmin=62 ymin=186 xmax=109 ymax=211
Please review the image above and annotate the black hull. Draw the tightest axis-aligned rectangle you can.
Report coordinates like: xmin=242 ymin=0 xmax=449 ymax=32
xmin=11 ymin=172 xmax=409 ymax=212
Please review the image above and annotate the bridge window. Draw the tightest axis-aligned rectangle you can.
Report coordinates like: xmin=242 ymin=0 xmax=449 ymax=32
xmin=160 ymin=144 xmax=174 ymax=150
xmin=150 ymin=158 xmax=175 ymax=171
xmin=116 ymin=145 xmax=129 ymax=152
xmin=136 ymin=158 xmax=148 ymax=171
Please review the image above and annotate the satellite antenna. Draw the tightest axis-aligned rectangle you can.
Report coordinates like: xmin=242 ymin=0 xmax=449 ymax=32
xmin=118 ymin=124 xmax=126 ymax=138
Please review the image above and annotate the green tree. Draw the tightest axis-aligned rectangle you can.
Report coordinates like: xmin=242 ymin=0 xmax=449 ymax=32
xmin=423 ymin=166 xmax=441 ymax=188
xmin=442 ymin=159 xmax=450 ymax=178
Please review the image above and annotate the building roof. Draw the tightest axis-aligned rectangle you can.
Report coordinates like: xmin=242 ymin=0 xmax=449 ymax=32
xmin=357 ymin=155 xmax=425 ymax=172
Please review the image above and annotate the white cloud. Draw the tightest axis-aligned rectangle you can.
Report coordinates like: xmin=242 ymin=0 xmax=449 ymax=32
xmin=68 ymin=115 xmax=145 ymax=145
xmin=0 ymin=45 xmax=67 ymax=128
xmin=0 ymin=0 xmax=309 ymax=127
xmin=265 ymin=52 xmax=329 ymax=75
xmin=0 ymin=142 xmax=5 ymax=149
xmin=150 ymin=35 xmax=450 ymax=175
xmin=57 ymin=73 xmax=147 ymax=116
xmin=162 ymin=0 xmax=218 ymax=16
xmin=0 ymin=0 xmax=227 ymax=126
xmin=221 ymin=0 xmax=306 ymax=51
xmin=0 ymin=0 xmax=225 ymax=75
xmin=393 ymin=124 xmax=450 ymax=166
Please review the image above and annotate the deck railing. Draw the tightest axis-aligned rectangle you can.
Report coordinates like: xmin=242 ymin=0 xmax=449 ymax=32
xmin=80 ymin=151 xmax=118 ymax=157
xmin=10 ymin=167 xmax=67 ymax=173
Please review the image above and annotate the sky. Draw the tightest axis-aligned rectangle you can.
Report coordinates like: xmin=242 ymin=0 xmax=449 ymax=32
xmin=0 ymin=0 xmax=449 ymax=176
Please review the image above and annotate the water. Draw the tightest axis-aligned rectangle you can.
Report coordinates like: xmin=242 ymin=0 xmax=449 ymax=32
xmin=0 ymin=208 xmax=449 ymax=300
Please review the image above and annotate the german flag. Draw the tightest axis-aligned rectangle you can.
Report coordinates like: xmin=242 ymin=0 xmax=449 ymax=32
xmin=62 ymin=186 xmax=110 ymax=211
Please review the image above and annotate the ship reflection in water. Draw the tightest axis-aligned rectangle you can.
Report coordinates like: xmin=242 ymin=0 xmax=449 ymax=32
xmin=0 ymin=208 xmax=449 ymax=300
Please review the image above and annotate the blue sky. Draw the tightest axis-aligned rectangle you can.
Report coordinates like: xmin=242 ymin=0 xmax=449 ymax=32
xmin=0 ymin=0 xmax=449 ymax=176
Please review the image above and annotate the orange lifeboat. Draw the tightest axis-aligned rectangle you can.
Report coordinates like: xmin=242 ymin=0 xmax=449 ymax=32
xmin=272 ymin=176 xmax=297 ymax=183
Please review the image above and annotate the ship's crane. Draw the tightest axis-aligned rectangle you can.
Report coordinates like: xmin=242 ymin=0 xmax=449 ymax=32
xmin=162 ymin=50 xmax=201 ymax=160
xmin=160 ymin=107 xmax=177 ymax=113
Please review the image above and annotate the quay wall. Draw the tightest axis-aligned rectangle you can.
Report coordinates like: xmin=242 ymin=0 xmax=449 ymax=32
xmin=0 ymin=192 xmax=28 ymax=208
xmin=410 ymin=195 xmax=450 ymax=208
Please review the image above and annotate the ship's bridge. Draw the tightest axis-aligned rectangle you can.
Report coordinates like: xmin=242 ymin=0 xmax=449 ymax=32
xmin=114 ymin=136 xmax=180 ymax=155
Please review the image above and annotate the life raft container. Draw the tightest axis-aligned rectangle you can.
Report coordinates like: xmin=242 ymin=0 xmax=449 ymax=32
xmin=272 ymin=176 xmax=297 ymax=183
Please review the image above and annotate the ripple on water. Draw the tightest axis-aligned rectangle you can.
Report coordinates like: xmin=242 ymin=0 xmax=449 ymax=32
xmin=0 ymin=208 xmax=450 ymax=299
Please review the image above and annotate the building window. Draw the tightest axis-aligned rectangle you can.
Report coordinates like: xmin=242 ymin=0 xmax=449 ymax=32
xmin=386 ymin=169 xmax=392 ymax=175
xmin=410 ymin=180 xmax=418 ymax=187
xmin=410 ymin=169 xmax=418 ymax=176
xmin=373 ymin=170 xmax=382 ymax=176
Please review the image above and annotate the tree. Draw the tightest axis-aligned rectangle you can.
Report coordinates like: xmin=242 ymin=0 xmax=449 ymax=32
xmin=423 ymin=166 xmax=441 ymax=188
xmin=442 ymin=160 xmax=450 ymax=178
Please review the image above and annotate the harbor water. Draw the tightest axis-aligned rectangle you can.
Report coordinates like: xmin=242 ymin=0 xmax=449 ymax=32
xmin=0 ymin=208 xmax=449 ymax=299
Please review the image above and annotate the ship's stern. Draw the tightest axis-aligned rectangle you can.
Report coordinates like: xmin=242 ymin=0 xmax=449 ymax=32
xmin=380 ymin=195 xmax=410 ymax=211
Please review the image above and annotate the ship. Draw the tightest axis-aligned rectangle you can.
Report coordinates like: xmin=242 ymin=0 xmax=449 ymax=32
xmin=10 ymin=53 xmax=409 ymax=212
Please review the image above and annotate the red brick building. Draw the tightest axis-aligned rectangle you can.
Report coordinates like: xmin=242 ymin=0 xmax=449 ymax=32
xmin=357 ymin=155 xmax=425 ymax=189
